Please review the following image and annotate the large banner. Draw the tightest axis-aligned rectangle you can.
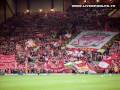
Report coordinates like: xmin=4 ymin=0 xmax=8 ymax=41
xmin=44 ymin=60 xmax=65 ymax=73
xmin=0 ymin=54 xmax=16 ymax=69
xmin=67 ymin=31 xmax=118 ymax=49
xmin=98 ymin=53 xmax=120 ymax=69
xmin=65 ymin=61 xmax=96 ymax=74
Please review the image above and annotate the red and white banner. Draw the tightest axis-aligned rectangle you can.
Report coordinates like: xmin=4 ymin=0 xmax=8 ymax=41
xmin=44 ymin=60 xmax=65 ymax=73
xmin=0 ymin=54 xmax=16 ymax=63
xmin=67 ymin=31 xmax=118 ymax=49
xmin=74 ymin=61 xmax=96 ymax=73
xmin=98 ymin=61 xmax=109 ymax=69
xmin=98 ymin=54 xmax=120 ymax=70
xmin=98 ymin=56 xmax=113 ymax=69
xmin=0 ymin=54 xmax=16 ymax=69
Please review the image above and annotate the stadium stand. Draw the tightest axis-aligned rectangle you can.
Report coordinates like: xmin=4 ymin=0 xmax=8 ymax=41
xmin=0 ymin=3 xmax=120 ymax=74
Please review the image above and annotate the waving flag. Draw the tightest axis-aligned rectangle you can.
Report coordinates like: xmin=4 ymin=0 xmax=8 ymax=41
xmin=98 ymin=61 xmax=109 ymax=69
xmin=98 ymin=55 xmax=113 ymax=69
xmin=65 ymin=61 xmax=96 ymax=74
xmin=25 ymin=39 xmax=36 ymax=48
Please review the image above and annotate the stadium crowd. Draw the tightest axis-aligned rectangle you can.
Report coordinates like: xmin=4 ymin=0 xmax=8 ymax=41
xmin=0 ymin=7 xmax=120 ymax=74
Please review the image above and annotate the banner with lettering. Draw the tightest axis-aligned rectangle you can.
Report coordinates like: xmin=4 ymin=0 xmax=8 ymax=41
xmin=44 ymin=60 xmax=65 ymax=73
xmin=0 ymin=54 xmax=16 ymax=69
xmin=67 ymin=31 xmax=118 ymax=49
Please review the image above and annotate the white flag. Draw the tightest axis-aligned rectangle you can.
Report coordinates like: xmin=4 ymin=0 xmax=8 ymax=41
xmin=98 ymin=61 xmax=109 ymax=69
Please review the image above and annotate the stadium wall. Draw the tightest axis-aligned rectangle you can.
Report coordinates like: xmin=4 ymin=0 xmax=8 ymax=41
xmin=0 ymin=0 xmax=14 ymax=24
xmin=0 ymin=0 xmax=64 ymax=24
xmin=17 ymin=0 xmax=64 ymax=12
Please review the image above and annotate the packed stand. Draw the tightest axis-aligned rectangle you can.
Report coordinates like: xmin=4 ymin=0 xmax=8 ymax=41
xmin=0 ymin=7 xmax=120 ymax=74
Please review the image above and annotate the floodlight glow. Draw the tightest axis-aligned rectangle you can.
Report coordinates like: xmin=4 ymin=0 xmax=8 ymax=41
xmin=24 ymin=9 xmax=30 ymax=14
xmin=96 ymin=0 xmax=100 ymax=3
xmin=39 ymin=9 xmax=43 ymax=12
xmin=26 ymin=9 xmax=30 ymax=13
xmin=84 ymin=0 xmax=87 ymax=3
xmin=50 ymin=9 xmax=55 ymax=12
